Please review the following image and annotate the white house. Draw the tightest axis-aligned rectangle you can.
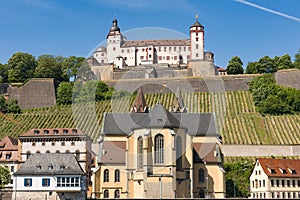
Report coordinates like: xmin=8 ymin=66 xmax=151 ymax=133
xmin=250 ymin=158 xmax=300 ymax=199
xmin=13 ymin=153 xmax=86 ymax=200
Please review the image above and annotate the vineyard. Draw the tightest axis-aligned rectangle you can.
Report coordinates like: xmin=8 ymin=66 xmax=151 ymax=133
xmin=0 ymin=91 xmax=299 ymax=144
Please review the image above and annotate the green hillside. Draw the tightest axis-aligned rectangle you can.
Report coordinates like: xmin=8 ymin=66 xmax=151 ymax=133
xmin=0 ymin=91 xmax=299 ymax=144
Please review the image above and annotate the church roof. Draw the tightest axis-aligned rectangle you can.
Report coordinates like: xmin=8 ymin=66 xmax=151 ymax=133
xmin=122 ymin=39 xmax=190 ymax=47
xmin=14 ymin=153 xmax=84 ymax=176
xmin=100 ymin=141 xmax=126 ymax=164
xmin=190 ymin=20 xmax=204 ymax=28
xmin=102 ymin=104 xmax=218 ymax=136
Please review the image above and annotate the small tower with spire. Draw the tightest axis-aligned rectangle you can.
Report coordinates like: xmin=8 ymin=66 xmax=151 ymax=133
xmin=170 ymin=87 xmax=187 ymax=113
xmin=131 ymin=88 xmax=149 ymax=113
xmin=106 ymin=16 xmax=123 ymax=63
xmin=190 ymin=14 xmax=204 ymax=60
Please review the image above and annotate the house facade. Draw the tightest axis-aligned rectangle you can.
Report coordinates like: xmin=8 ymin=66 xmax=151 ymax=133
xmin=13 ymin=153 xmax=86 ymax=200
xmin=91 ymin=89 xmax=225 ymax=198
xmin=250 ymin=158 xmax=300 ymax=199
xmin=18 ymin=128 xmax=93 ymax=187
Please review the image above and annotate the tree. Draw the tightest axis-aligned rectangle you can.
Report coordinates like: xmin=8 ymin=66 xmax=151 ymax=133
xmin=0 ymin=64 xmax=8 ymax=83
xmin=294 ymin=50 xmax=300 ymax=69
xmin=257 ymin=56 xmax=277 ymax=74
xmin=56 ymin=82 xmax=73 ymax=105
xmin=7 ymin=98 xmax=21 ymax=114
xmin=274 ymin=54 xmax=293 ymax=70
xmin=0 ymin=96 xmax=6 ymax=113
xmin=226 ymin=56 xmax=244 ymax=75
xmin=62 ymin=56 xmax=85 ymax=80
xmin=245 ymin=62 xmax=259 ymax=74
xmin=7 ymin=52 xmax=37 ymax=83
xmin=0 ymin=165 xmax=10 ymax=194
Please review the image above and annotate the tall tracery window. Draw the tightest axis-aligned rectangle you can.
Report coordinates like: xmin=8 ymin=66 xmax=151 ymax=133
xmin=104 ymin=169 xmax=109 ymax=182
xmin=137 ymin=136 xmax=143 ymax=169
xmin=115 ymin=169 xmax=120 ymax=182
xmin=199 ymin=168 xmax=205 ymax=183
xmin=154 ymin=134 xmax=164 ymax=164
xmin=176 ymin=136 xmax=182 ymax=171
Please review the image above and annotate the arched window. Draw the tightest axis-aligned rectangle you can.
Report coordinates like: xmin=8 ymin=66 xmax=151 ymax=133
xmin=176 ymin=136 xmax=182 ymax=171
xmin=137 ymin=136 xmax=143 ymax=169
xmin=104 ymin=169 xmax=109 ymax=182
xmin=199 ymin=168 xmax=204 ymax=183
xmin=26 ymin=151 xmax=31 ymax=159
xmin=199 ymin=189 xmax=205 ymax=198
xmin=46 ymin=150 xmax=50 ymax=153
xmin=114 ymin=189 xmax=120 ymax=198
xmin=104 ymin=189 xmax=109 ymax=198
xmin=154 ymin=134 xmax=164 ymax=164
xmin=115 ymin=169 xmax=120 ymax=182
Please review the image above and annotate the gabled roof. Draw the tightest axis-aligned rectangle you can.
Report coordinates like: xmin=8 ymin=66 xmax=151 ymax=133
xmin=257 ymin=158 xmax=300 ymax=178
xmin=0 ymin=136 xmax=18 ymax=150
xmin=14 ymin=153 xmax=84 ymax=176
xmin=102 ymin=104 xmax=218 ymax=136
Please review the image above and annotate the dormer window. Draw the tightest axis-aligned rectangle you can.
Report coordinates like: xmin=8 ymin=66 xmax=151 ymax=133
xmin=270 ymin=169 xmax=276 ymax=174
xmin=72 ymin=129 xmax=77 ymax=134
xmin=60 ymin=165 xmax=65 ymax=170
xmin=34 ymin=130 xmax=40 ymax=134
xmin=288 ymin=168 xmax=296 ymax=174
xmin=44 ymin=130 xmax=49 ymax=134
xmin=36 ymin=165 xmax=41 ymax=170
xmin=48 ymin=165 xmax=53 ymax=170
xmin=6 ymin=153 xmax=11 ymax=160
xmin=53 ymin=130 xmax=59 ymax=134
xmin=279 ymin=168 xmax=287 ymax=174
xmin=63 ymin=129 xmax=68 ymax=134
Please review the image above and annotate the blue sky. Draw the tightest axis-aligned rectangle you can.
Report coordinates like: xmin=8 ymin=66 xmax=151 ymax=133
xmin=0 ymin=0 xmax=300 ymax=69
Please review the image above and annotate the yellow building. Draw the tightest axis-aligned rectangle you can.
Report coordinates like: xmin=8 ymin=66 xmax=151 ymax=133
xmin=250 ymin=158 xmax=300 ymax=199
xmin=92 ymin=88 xmax=225 ymax=198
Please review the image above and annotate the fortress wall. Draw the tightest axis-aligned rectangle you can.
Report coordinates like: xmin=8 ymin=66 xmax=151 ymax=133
xmin=275 ymin=69 xmax=300 ymax=90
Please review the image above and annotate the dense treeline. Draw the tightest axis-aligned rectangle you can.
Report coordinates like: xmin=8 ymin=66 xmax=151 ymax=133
xmin=226 ymin=50 xmax=300 ymax=74
xmin=249 ymin=74 xmax=300 ymax=115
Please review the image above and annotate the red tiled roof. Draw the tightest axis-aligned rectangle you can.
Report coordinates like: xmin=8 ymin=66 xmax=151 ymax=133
xmin=193 ymin=143 xmax=220 ymax=163
xmin=217 ymin=67 xmax=226 ymax=72
xmin=0 ymin=136 xmax=18 ymax=150
xmin=258 ymin=158 xmax=300 ymax=178
xmin=20 ymin=128 xmax=86 ymax=137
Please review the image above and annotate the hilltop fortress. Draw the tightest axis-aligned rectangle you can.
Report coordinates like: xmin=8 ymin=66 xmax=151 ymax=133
xmin=87 ymin=16 xmax=219 ymax=81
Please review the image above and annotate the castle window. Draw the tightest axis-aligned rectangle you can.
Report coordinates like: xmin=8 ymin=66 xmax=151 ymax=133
xmin=276 ymin=179 xmax=280 ymax=187
xmin=183 ymin=47 xmax=186 ymax=51
xmin=137 ymin=137 xmax=143 ymax=170
xmin=158 ymin=47 xmax=161 ymax=52
xmin=104 ymin=169 xmax=109 ymax=182
xmin=196 ymin=44 xmax=199 ymax=49
xmin=176 ymin=136 xmax=182 ymax=171
xmin=61 ymin=142 xmax=65 ymax=146
xmin=42 ymin=142 xmax=46 ymax=146
xmin=149 ymin=54 xmax=152 ymax=59
xmin=121 ymin=49 xmax=124 ymax=53
xmin=199 ymin=168 xmax=205 ymax=182
xmin=140 ymin=56 xmax=144 ymax=60
xmin=196 ymin=33 xmax=198 ymax=36
xmin=271 ymin=179 xmax=274 ymax=187
xmin=36 ymin=150 xmax=40 ymax=154
xmin=53 ymin=130 xmax=59 ymax=134
xmin=34 ymin=130 xmax=39 ymax=134
xmin=71 ymin=142 xmax=75 ymax=146
xmin=115 ymin=169 xmax=120 ymax=182
xmin=72 ymin=129 xmax=77 ymax=134
xmin=101 ymin=60 xmax=104 ymax=63
xmin=51 ymin=142 xmax=55 ymax=146
xmin=113 ymin=47 xmax=116 ymax=51
xmin=104 ymin=190 xmax=109 ymax=198
xmin=174 ymin=56 xmax=177 ymax=60
xmin=166 ymin=56 xmax=170 ymax=60
xmin=196 ymin=53 xmax=199 ymax=57
xmin=179 ymin=47 xmax=182 ymax=51
xmin=174 ymin=47 xmax=176 ymax=51
xmin=6 ymin=153 xmax=11 ymax=160
xmin=127 ymin=49 xmax=130 ymax=53
xmin=154 ymin=134 xmax=164 ymax=164
xmin=32 ymin=142 xmax=36 ymax=147
xmin=159 ymin=56 xmax=162 ymax=61
xmin=101 ymin=53 xmax=104 ymax=56
xmin=44 ymin=130 xmax=49 ymax=134
xmin=164 ymin=47 xmax=166 ymax=52
xmin=42 ymin=178 xmax=50 ymax=187
xmin=114 ymin=190 xmax=120 ymax=198
xmin=196 ymin=37 xmax=199 ymax=42
xmin=63 ymin=129 xmax=68 ymax=134
xmin=169 ymin=47 xmax=171 ymax=51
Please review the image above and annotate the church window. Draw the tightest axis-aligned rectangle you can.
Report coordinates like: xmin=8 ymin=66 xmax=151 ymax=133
xmin=176 ymin=136 xmax=182 ymax=171
xmin=104 ymin=190 xmax=109 ymax=198
xmin=154 ymin=134 xmax=164 ymax=164
xmin=137 ymin=137 xmax=143 ymax=170
xmin=114 ymin=190 xmax=120 ymax=198
xmin=104 ymin=169 xmax=109 ymax=182
xmin=115 ymin=169 xmax=120 ymax=182
xmin=199 ymin=168 xmax=205 ymax=182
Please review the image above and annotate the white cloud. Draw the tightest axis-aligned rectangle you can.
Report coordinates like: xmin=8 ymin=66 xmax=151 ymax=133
xmin=235 ymin=0 xmax=300 ymax=23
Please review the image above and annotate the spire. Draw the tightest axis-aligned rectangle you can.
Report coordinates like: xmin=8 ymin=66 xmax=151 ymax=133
xmin=170 ymin=87 xmax=187 ymax=113
xmin=131 ymin=88 xmax=149 ymax=113
xmin=190 ymin=14 xmax=204 ymax=29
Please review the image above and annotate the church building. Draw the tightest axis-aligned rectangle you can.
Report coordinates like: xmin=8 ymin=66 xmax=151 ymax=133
xmin=91 ymin=88 xmax=225 ymax=198
xmin=88 ymin=16 xmax=218 ymax=80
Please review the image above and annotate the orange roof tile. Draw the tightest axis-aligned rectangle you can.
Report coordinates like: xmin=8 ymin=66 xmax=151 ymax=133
xmin=258 ymin=158 xmax=300 ymax=178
